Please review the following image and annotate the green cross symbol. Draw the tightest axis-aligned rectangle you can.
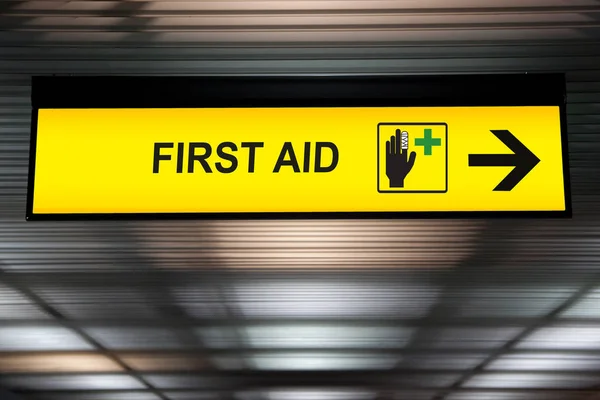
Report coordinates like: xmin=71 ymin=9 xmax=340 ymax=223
xmin=414 ymin=128 xmax=441 ymax=156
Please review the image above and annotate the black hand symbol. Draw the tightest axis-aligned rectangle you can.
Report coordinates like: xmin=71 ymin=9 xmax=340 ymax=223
xmin=386 ymin=129 xmax=417 ymax=188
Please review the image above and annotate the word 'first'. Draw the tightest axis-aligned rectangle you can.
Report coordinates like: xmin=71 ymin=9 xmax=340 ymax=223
xmin=153 ymin=141 xmax=339 ymax=174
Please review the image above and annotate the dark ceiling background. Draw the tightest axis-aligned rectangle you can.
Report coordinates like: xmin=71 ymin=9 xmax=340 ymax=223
xmin=1 ymin=1 xmax=600 ymax=400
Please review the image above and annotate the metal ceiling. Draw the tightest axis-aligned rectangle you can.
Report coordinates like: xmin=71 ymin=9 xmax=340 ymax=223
xmin=1 ymin=1 xmax=600 ymax=400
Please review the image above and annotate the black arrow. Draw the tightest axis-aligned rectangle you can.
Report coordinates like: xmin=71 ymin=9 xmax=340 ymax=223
xmin=468 ymin=129 xmax=540 ymax=191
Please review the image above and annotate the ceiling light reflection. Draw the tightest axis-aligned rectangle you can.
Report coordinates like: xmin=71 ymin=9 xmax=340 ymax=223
xmin=464 ymin=372 xmax=600 ymax=389
xmin=233 ymin=280 xmax=439 ymax=318
xmin=0 ymin=326 xmax=93 ymax=351
xmin=250 ymin=352 xmax=398 ymax=370
xmin=560 ymin=288 xmax=600 ymax=318
xmin=0 ymin=353 xmax=123 ymax=373
xmin=245 ymin=325 xmax=413 ymax=349
xmin=133 ymin=220 xmax=482 ymax=270
xmin=237 ymin=390 xmax=376 ymax=400
xmin=488 ymin=352 xmax=600 ymax=371
xmin=516 ymin=326 xmax=600 ymax=350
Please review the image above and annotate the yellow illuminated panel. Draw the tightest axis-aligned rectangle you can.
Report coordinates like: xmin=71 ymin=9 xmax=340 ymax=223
xmin=31 ymin=106 xmax=566 ymax=214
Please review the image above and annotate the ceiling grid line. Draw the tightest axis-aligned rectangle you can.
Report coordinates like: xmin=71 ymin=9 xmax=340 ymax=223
xmin=432 ymin=277 xmax=600 ymax=400
xmin=0 ymin=264 xmax=173 ymax=400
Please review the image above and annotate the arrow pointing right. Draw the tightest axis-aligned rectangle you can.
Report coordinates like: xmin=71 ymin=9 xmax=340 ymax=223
xmin=468 ymin=129 xmax=540 ymax=191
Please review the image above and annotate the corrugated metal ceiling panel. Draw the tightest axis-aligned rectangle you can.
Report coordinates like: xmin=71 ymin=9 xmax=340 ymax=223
xmin=1 ymin=1 xmax=600 ymax=400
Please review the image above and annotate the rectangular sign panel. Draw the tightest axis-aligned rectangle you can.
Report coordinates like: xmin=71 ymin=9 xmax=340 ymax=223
xmin=27 ymin=75 xmax=570 ymax=220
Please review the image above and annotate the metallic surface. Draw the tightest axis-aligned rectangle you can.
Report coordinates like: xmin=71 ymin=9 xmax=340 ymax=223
xmin=1 ymin=1 xmax=600 ymax=399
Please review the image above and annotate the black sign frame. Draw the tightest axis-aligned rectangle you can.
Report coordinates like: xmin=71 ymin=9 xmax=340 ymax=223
xmin=27 ymin=74 xmax=571 ymax=221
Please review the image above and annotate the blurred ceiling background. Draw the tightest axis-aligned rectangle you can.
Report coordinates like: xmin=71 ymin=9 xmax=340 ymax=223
xmin=1 ymin=1 xmax=600 ymax=400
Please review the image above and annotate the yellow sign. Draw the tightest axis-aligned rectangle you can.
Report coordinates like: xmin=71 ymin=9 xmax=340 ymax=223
xmin=29 ymin=106 xmax=567 ymax=216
